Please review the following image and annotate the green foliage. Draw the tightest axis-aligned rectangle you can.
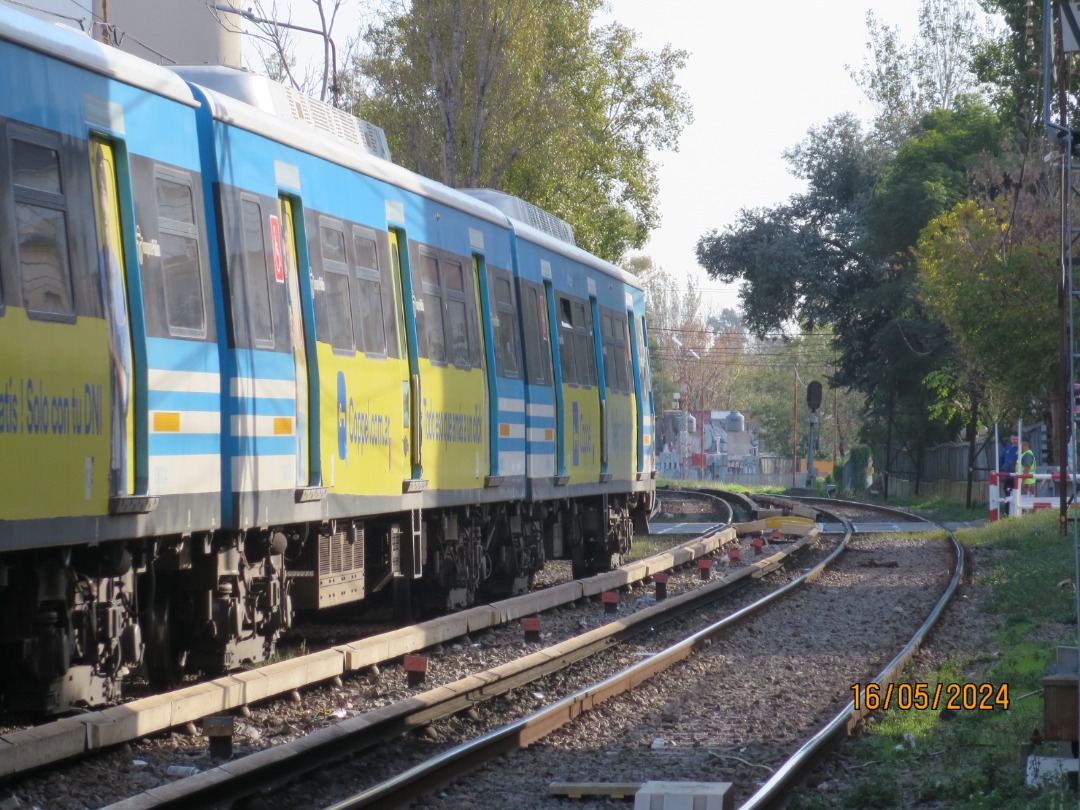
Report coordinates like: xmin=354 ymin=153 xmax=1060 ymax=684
xmin=354 ymin=0 xmax=692 ymax=263
xmin=868 ymin=101 xmax=1003 ymax=259
xmin=790 ymin=511 xmax=1077 ymax=809
xmin=737 ymin=334 xmax=855 ymax=459
xmin=850 ymin=1 xmax=997 ymax=151
xmin=915 ymin=197 xmax=1057 ymax=424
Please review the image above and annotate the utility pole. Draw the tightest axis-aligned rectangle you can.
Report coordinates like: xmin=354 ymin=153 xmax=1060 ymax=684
xmin=93 ymin=0 xmax=109 ymax=44
xmin=209 ymin=3 xmax=340 ymax=107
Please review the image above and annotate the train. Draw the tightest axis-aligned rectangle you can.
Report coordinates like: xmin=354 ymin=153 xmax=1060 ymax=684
xmin=0 ymin=8 xmax=656 ymax=713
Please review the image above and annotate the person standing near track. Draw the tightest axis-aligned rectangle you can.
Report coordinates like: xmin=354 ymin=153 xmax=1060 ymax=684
xmin=999 ymin=434 xmax=1019 ymax=497
xmin=1017 ymin=439 xmax=1036 ymax=496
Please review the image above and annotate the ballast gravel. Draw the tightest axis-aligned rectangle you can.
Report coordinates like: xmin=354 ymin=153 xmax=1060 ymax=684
xmin=0 ymin=507 xmax=954 ymax=810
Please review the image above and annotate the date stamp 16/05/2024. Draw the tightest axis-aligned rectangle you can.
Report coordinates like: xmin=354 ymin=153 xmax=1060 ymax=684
xmin=851 ymin=682 xmax=1010 ymax=712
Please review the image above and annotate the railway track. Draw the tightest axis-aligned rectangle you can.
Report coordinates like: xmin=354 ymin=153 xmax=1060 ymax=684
xmin=217 ymin=495 xmax=954 ymax=810
xmin=0 ymin=492 xmax=755 ymax=802
xmin=73 ymin=496 xmax=834 ymax=809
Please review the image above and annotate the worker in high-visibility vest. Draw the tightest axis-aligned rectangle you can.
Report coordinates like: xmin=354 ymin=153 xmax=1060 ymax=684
xmin=1017 ymin=439 xmax=1036 ymax=495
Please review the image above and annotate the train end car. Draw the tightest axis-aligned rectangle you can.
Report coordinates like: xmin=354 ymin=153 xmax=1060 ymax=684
xmin=464 ymin=190 xmax=657 ymax=577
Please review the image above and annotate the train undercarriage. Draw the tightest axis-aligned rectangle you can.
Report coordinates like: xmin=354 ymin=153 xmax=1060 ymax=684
xmin=0 ymin=491 xmax=649 ymax=714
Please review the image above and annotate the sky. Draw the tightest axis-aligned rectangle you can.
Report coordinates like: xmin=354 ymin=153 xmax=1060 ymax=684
xmin=273 ymin=0 xmax=926 ymax=313
xmin=598 ymin=0 xmax=919 ymax=313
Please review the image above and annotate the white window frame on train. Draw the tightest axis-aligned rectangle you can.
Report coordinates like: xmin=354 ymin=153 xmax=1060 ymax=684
xmin=153 ymin=168 xmax=207 ymax=339
xmin=239 ymin=194 xmax=275 ymax=349
xmin=9 ymin=128 xmax=76 ymax=322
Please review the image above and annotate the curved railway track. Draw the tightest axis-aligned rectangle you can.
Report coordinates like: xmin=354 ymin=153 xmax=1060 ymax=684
xmin=266 ymin=496 xmax=955 ymax=810
xmin=0 ymin=492 xmax=739 ymax=800
xmin=0 ymin=493 xmax=952 ymax=810
xmin=90 ymin=495 xmax=837 ymax=809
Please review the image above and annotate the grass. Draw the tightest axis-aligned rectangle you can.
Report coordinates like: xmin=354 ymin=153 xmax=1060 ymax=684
xmin=874 ymin=493 xmax=987 ymax=524
xmin=790 ymin=509 xmax=1080 ymax=809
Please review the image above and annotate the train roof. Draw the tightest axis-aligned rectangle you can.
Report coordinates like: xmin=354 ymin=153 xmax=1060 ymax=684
xmin=171 ymin=67 xmax=643 ymax=295
xmin=460 ymin=189 xmax=643 ymax=292
xmin=0 ymin=5 xmax=196 ymax=105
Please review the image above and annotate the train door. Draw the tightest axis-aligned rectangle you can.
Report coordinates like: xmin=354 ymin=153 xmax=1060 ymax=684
xmin=473 ymin=254 xmax=499 ymax=479
xmin=542 ymin=268 xmax=566 ymax=481
xmin=628 ymin=310 xmax=651 ymax=477
xmin=89 ymin=136 xmax=137 ymax=498
xmin=589 ymin=288 xmax=609 ymax=479
xmin=388 ymin=229 xmax=423 ymax=484
xmin=276 ymin=196 xmax=312 ymax=486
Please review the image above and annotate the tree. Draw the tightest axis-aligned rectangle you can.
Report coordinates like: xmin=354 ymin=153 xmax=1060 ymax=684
xmin=694 ymin=113 xmax=883 ymax=337
xmin=868 ymin=100 xmax=1003 ymax=258
xmin=739 ymin=334 xmax=862 ymax=467
xmin=354 ymin=0 xmax=691 ymax=262
xmin=915 ymin=195 xmax=1058 ymax=428
xmin=850 ymin=0 xmax=997 ymax=149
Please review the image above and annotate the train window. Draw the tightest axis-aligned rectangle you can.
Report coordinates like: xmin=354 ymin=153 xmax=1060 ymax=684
xmin=320 ymin=223 xmax=354 ymax=352
xmin=155 ymin=175 xmax=206 ymax=337
xmin=13 ymin=140 xmax=61 ymax=194
xmin=492 ymin=275 xmax=520 ymax=379
xmin=421 ymin=252 xmax=439 ymax=287
xmin=636 ymin=314 xmax=651 ymax=400
xmin=442 ymin=259 xmax=470 ymax=368
xmin=353 ymin=231 xmax=386 ymax=356
xmin=444 ymin=261 xmax=464 ymax=292
xmin=601 ymin=311 xmax=629 ymax=393
xmin=601 ymin=314 xmax=615 ymax=391
xmin=446 ymin=298 xmax=469 ymax=366
xmin=615 ymin=315 xmax=630 ymax=392
xmin=240 ymin=198 xmax=274 ymax=348
xmin=417 ymin=252 xmax=446 ymax=364
xmin=12 ymin=138 xmax=74 ymax=317
xmin=571 ymin=300 xmax=596 ymax=387
xmin=520 ymin=284 xmax=551 ymax=386
xmin=557 ymin=297 xmax=576 ymax=384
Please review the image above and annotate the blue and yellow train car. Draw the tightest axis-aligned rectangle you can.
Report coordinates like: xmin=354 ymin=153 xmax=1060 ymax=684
xmin=468 ymin=192 xmax=655 ymax=575
xmin=0 ymin=6 xmax=656 ymax=713
xmin=0 ymin=10 xmax=234 ymax=710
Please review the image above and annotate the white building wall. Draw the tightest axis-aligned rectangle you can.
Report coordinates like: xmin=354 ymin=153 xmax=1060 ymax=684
xmin=1 ymin=0 xmax=242 ymax=66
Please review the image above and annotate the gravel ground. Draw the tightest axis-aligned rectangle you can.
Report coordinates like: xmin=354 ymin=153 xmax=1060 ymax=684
xmin=409 ymin=531 xmax=954 ymax=810
xmin=0 ymin=496 xmax=946 ymax=810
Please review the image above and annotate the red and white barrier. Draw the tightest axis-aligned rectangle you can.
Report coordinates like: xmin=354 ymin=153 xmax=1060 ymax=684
xmin=988 ymin=471 xmax=1079 ymax=520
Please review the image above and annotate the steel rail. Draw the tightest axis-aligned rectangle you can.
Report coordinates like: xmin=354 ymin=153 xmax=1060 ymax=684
xmin=737 ymin=504 xmax=964 ymax=810
xmin=318 ymin=517 xmax=850 ymax=810
xmin=103 ymin=523 xmax=820 ymax=810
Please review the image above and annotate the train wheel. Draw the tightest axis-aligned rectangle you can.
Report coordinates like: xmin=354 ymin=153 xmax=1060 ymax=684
xmin=145 ymin=574 xmax=186 ymax=691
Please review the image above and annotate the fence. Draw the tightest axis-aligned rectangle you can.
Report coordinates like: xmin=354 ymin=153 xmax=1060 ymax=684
xmin=875 ymin=433 xmax=1030 ymax=505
